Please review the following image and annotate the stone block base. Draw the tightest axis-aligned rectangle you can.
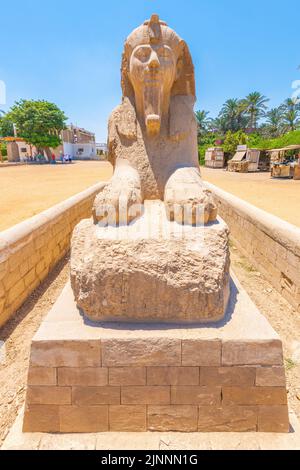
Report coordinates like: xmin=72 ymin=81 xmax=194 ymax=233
xmin=23 ymin=276 xmax=289 ymax=433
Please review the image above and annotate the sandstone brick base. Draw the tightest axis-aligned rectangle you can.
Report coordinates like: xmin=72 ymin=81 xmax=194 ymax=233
xmin=23 ymin=279 xmax=289 ymax=433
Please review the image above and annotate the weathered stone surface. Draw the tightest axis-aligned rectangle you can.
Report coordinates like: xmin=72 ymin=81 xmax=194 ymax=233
xmin=222 ymin=386 xmax=287 ymax=405
xmin=200 ymin=366 xmax=256 ymax=386
xmin=91 ymin=14 xmax=217 ymax=223
xmin=26 ymin=386 xmax=71 ymax=405
xmin=23 ymin=404 xmax=60 ymax=432
xmin=30 ymin=340 xmax=101 ymax=367
xmin=70 ymin=15 xmax=229 ymax=324
xmin=109 ymin=367 xmax=146 ymax=385
xmin=147 ymin=367 xmax=199 ymax=385
xmin=121 ymin=386 xmax=170 ymax=404
xmin=27 ymin=367 xmax=57 ymax=386
xmin=71 ymin=209 xmax=230 ymax=323
xmin=60 ymin=405 xmax=108 ymax=433
xmin=109 ymin=406 xmax=146 ymax=431
xmin=171 ymin=386 xmax=221 ymax=405
xmin=255 ymin=367 xmax=286 ymax=387
xmin=257 ymin=406 xmax=289 ymax=432
xmin=198 ymin=406 xmax=257 ymax=432
xmin=72 ymin=386 xmax=120 ymax=405
xmin=222 ymin=340 xmax=283 ymax=366
xmin=182 ymin=340 xmax=221 ymax=366
xmin=102 ymin=338 xmax=181 ymax=366
xmin=58 ymin=367 xmax=108 ymax=386
xmin=148 ymin=405 xmax=198 ymax=431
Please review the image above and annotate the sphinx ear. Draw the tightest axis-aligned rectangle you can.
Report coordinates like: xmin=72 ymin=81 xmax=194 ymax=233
xmin=176 ymin=57 xmax=183 ymax=81
xmin=172 ymin=40 xmax=195 ymax=98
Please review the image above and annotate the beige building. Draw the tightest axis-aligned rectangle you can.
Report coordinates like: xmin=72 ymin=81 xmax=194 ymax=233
xmin=3 ymin=125 xmax=97 ymax=162
xmin=57 ymin=125 xmax=97 ymax=160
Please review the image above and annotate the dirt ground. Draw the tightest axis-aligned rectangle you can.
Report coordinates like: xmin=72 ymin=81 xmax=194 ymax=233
xmin=1 ymin=163 xmax=299 ymax=232
xmin=0 ymin=244 xmax=299 ymax=445
xmin=0 ymin=161 xmax=112 ymax=231
xmin=0 ymin=256 xmax=70 ymax=445
xmin=201 ymin=167 xmax=300 ymax=228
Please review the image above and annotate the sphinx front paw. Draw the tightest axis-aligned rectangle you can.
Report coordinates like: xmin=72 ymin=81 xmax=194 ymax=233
xmin=92 ymin=183 xmax=142 ymax=226
xmin=164 ymin=185 xmax=217 ymax=225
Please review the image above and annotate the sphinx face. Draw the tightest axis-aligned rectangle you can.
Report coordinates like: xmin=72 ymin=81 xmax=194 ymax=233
xmin=129 ymin=43 xmax=177 ymax=136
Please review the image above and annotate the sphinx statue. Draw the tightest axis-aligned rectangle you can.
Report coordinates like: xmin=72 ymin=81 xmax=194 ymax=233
xmin=92 ymin=14 xmax=217 ymax=225
xmin=70 ymin=15 xmax=230 ymax=323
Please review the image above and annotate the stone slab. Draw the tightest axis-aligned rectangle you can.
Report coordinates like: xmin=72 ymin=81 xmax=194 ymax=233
xmin=2 ymin=408 xmax=300 ymax=450
xmin=33 ymin=273 xmax=280 ymax=343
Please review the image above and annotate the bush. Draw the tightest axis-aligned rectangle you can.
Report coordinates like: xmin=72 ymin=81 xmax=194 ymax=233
xmin=0 ymin=142 xmax=7 ymax=158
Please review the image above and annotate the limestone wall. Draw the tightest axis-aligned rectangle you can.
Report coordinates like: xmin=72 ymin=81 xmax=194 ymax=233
xmin=206 ymin=182 xmax=300 ymax=312
xmin=0 ymin=183 xmax=105 ymax=328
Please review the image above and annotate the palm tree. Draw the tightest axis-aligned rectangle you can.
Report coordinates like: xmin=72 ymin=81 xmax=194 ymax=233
xmin=282 ymin=98 xmax=300 ymax=131
xmin=236 ymin=100 xmax=248 ymax=130
xmin=265 ymin=107 xmax=284 ymax=137
xmin=218 ymin=98 xmax=248 ymax=132
xmin=283 ymin=97 xmax=300 ymax=113
xmin=219 ymin=99 xmax=240 ymax=131
xmin=209 ymin=115 xmax=227 ymax=134
xmin=195 ymin=110 xmax=212 ymax=137
xmin=283 ymin=109 xmax=300 ymax=132
xmin=244 ymin=92 xmax=269 ymax=130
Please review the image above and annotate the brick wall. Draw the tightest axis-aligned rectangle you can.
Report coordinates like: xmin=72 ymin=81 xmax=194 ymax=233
xmin=0 ymin=183 xmax=106 ymax=328
xmin=206 ymin=182 xmax=300 ymax=312
xmin=23 ymin=337 xmax=288 ymax=432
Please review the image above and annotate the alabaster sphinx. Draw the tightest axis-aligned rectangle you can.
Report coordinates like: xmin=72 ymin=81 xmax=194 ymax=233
xmin=93 ymin=14 xmax=217 ymax=225
xmin=70 ymin=15 xmax=230 ymax=323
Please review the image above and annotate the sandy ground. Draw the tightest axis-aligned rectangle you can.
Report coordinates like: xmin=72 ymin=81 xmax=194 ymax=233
xmin=201 ymin=167 xmax=300 ymax=228
xmin=0 ymin=244 xmax=299 ymax=446
xmin=1 ymin=163 xmax=299 ymax=232
xmin=0 ymin=161 xmax=112 ymax=231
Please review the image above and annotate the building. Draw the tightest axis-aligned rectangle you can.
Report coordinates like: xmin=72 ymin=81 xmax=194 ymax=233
xmin=3 ymin=124 xmax=97 ymax=162
xmin=96 ymin=142 xmax=108 ymax=156
xmin=58 ymin=124 xmax=97 ymax=160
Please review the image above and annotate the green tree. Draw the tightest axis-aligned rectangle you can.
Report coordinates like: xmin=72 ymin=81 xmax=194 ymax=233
xmin=219 ymin=98 xmax=248 ymax=132
xmin=264 ymin=107 xmax=284 ymax=137
xmin=5 ymin=99 xmax=67 ymax=152
xmin=283 ymin=109 xmax=300 ymax=131
xmin=209 ymin=115 xmax=227 ymax=134
xmin=0 ymin=115 xmax=14 ymax=137
xmin=223 ymin=130 xmax=248 ymax=155
xmin=220 ymin=99 xmax=239 ymax=131
xmin=282 ymin=98 xmax=300 ymax=131
xmin=244 ymin=92 xmax=269 ymax=130
xmin=195 ymin=110 xmax=211 ymax=139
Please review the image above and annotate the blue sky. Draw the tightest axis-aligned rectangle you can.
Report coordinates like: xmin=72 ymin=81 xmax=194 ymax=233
xmin=0 ymin=0 xmax=299 ymax=141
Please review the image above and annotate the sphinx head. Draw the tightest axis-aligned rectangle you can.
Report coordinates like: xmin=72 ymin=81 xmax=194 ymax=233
xmin=121 ymin=14 xmax=195 ymax=136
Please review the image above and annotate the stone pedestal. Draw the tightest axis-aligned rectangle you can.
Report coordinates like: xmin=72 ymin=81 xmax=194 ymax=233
xmin=23 ymin=276 xmax=289 ymax=433
xmin=70 ymin=201 xmax=230 ymax=323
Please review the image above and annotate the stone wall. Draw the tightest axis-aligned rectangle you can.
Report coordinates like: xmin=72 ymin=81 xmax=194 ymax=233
xmin=23 ymin=335 xmax=288 ymax=433
xmin=206 ymin=182 xmax=300 ymax=312
xmin=0 ymin=183 xmax=105 ymax=328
